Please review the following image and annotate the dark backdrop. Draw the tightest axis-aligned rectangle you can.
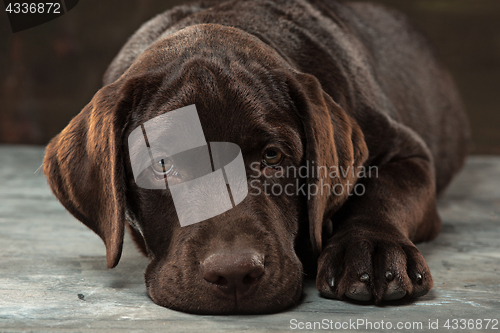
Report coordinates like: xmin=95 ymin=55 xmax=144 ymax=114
xmin=1 ymin=0 xmax=499 ymax=154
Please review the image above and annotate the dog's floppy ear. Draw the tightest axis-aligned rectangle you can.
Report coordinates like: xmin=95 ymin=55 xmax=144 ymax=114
xmin=291 ymin=73 xmax=369 ymax=255
xmin=43 ymin=81 xmax=130 ymax=268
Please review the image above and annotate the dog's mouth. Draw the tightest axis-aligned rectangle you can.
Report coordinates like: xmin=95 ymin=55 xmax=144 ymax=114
xmin=144 ymin=247 xmax=303 ymax=314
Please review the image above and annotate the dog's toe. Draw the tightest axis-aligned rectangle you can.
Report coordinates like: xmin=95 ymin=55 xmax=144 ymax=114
xmin=345 ymin=281 xmax=371 ymax=301
xmin=382 ymin=280 xmax=406 ymax=300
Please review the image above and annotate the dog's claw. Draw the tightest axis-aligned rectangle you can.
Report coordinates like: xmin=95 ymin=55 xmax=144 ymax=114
xmin=328 ymin=277 xmax=335 ymax=288
xmin=359 ymin=273 xmax=370 ymax=282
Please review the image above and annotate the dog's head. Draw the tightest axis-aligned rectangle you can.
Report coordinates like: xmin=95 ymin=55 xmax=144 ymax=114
xmin=44 ymin=24 xmax=367 ymax=314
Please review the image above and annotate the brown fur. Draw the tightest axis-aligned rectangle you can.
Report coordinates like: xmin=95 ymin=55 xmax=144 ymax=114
xmin=44 ymin=0 xmax=469 ymax=314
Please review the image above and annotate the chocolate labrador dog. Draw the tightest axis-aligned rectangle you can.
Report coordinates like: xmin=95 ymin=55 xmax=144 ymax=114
xmin=43 ymin=0 xmax=469 ymax=314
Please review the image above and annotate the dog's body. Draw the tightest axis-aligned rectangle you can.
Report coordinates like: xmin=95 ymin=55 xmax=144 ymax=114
xmin=44 ymin=0 xmax=469 ymax=314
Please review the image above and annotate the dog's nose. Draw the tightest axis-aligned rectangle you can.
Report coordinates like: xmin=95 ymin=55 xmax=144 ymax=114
xmin=201 ymin=251 xmax=265 ymax=298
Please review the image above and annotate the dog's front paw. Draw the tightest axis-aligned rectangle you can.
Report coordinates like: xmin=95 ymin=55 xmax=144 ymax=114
xmin=316 ymin=231 xmax=432 ymax=302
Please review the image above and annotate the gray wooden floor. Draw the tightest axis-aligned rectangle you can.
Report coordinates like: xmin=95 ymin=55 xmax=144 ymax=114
xmin=1 ymin=146 xmax=499 ymax=332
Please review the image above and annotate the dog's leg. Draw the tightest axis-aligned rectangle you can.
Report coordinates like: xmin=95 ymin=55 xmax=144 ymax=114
xmin=317 ymin=131 xmax=441 ymax=302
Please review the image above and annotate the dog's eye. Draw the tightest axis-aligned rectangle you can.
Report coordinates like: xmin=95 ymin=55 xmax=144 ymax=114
xmin=263 ymin=149 xmax=283 ymax=166
xmin=152 ymin=157 xmax=174 ymax=174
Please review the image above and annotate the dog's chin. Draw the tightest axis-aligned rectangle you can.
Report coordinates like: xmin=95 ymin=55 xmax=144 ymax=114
xmin=148 ymin=292 xmax=303 ymax=315
xmin=144 ymin=258 xmax=304 ymax=314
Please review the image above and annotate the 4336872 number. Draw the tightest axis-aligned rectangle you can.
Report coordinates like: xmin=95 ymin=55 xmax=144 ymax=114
xmin=444 ymin=319 xmax=498 ymax=330
xmin=5 ymin=2 xmax=61 ymax=14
